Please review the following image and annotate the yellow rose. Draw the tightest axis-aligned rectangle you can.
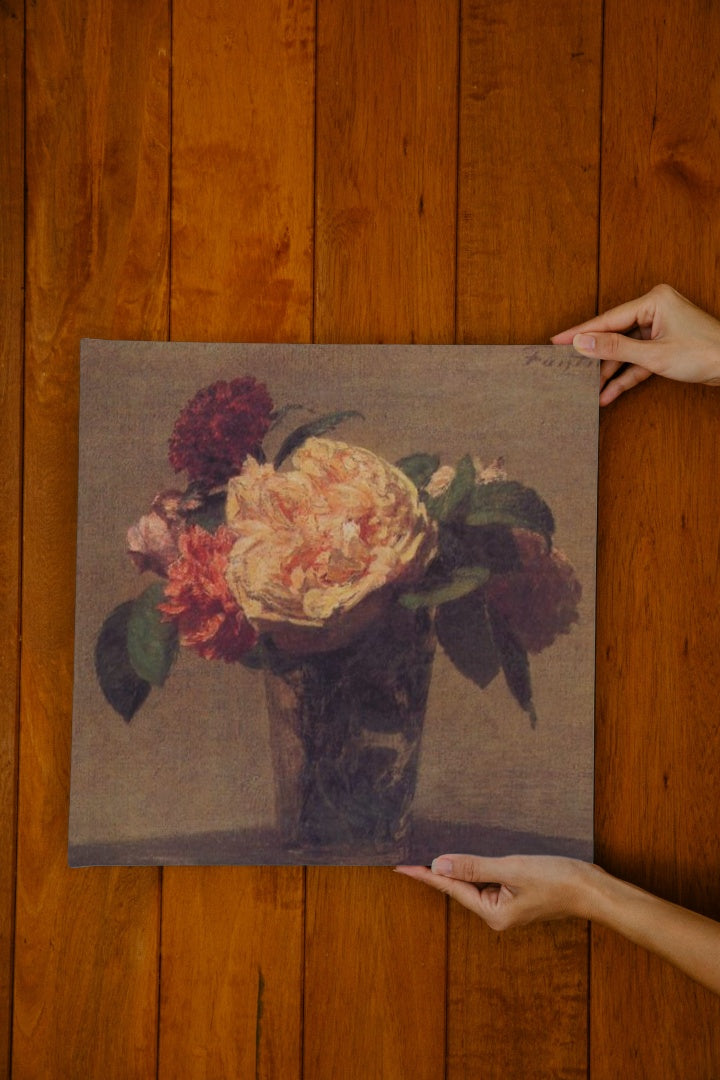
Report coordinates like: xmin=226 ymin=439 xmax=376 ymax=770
xmin=224 ymin=438 xmax=437 ymax=650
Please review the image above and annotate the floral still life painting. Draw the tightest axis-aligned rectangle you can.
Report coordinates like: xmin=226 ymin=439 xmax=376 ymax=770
xmin=69 ymin=342 xmax=598 ymax=866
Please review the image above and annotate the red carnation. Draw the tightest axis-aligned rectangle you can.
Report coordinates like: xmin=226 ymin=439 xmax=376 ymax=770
xmin=159 ymin=525 xmax=257 ymax=661
xmin=169 ymin=377 xmax=274 ymax=487
xmin=485 ymin=529 xmax=581 ymax=653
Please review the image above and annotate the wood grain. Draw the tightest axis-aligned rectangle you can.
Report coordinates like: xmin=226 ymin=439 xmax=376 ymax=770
xmin=306 ymin=2 xmax=457 ymax=1076
xmin=305 ymin=869 xmax=447 ymax=1079
xmin=14 ymin=1 xmax=170 ymax=1075
xmin=0 ymin=2 xmax=24 ymax=1073
xmin=314 ymin=0 xmax=458 ymax=346
xmin=6 ymin=0 xmax=720 ymax=1073
xmin=449 ymin=2 xmax=602 ymax=1075
xmin=160 ymin=868 xmax=303 ymax=1079
xmin=594 ymin=2 xmax=720 ymax=1072
xmin=594 ymin=383 xmax=720 ymax=1075
xmin=159 ymin=2 xmax=314 ymax=1075
xmin=456 ymin=0 xmax=603 ymax=344
xmin=171 ymin=0 xmax=315 ymax=344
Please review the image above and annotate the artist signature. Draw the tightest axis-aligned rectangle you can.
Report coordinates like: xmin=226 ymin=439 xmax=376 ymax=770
xmin=523 ymin=349 xmax=595 ymax=373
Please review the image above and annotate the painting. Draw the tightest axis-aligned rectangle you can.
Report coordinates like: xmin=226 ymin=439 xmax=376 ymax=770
xmin=69 ymin=341 xmax=598 ymax=866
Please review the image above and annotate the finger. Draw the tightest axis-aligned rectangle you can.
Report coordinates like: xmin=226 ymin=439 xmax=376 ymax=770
xmin=551 ymin=291 xmax=660 ymax=341
xmin=473 ymin=884 xmax=513 ymax=926
xmin=395 ymin=866 xmax=487 ymax=915
xmin=395 ymin=865 xmax=434 ymax=882
xmin=550 ymin=329 xmax=579 ymax=345
xmin=431 ymin=853 xmax=513 ymax=884
xmin=599 ymin=330 xmax=644 ymax=377
xmin=599 ymin=365 xmax=653 ymax=406
xmin=552 ymin=320 xmax=648 ymax=347
xmin=572 ymin=331 xmax=668 ymax=372
xmin=599 ymin=357 xmax=624 ymax=388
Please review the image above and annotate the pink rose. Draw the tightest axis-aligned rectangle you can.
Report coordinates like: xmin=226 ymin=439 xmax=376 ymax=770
xmin=224 ymin=438 xmax=438 ymax=650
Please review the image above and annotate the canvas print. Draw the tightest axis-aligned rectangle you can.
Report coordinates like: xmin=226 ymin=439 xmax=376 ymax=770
xmin=69 ymin=342 xmax=598 ymax=866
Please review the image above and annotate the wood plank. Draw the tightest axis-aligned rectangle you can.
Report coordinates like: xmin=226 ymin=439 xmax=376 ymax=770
xmin=0 ymin=1 xmax=24 ymax=1073
xmin=14 ymin=1 xmax=170 ymax=1075
xmin=457 ymin=0 xmax=603 ymax=344
xmin=158 ymin=2 xmax=314 ymax=1075
xmin=595 ymin=385 xmax=720 ymax=1074
xmin=306 ymin=2 xmax=457 ymax=1076
xmin=593 ymin=1 xmax=720 ymax=1071
xmin=314 ymin=0 xmax=458 ymax=346
xmin=160 ymin=868 xmax=303 ymax=1079
xmin=305 ymin=868 xmax=447 ymax=1078
xmin=170 ymin=0 xmax=314 ymax=345
xmin=450 ymin=3 xmax=602 ymax=1075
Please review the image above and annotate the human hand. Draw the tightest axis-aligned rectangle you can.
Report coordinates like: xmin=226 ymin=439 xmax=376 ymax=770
xmin=551 ymin=283 xmax=720 ymax=405
xmin=395 ymin=854 xmax=600 ymax=930
xmin=398 ymin=854 xmax=720 ymax=994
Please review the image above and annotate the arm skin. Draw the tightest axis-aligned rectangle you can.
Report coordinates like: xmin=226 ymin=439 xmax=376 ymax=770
xmin=551 ymin=283 xmax=720 ymax=405
xmin=396 ymin=855 xmax=720 ymax=996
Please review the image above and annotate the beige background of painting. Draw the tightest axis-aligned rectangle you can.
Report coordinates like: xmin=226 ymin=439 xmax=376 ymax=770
xmin=69 ymin=342 xmax=597 ymax=849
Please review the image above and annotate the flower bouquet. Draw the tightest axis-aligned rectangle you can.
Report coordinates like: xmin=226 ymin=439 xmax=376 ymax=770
xmin=96 ymin=375 xmax=581 ymax=856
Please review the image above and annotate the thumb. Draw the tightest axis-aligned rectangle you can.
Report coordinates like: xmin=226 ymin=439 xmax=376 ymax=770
xmin=431 ymin=854 xmax=508 ymax=883
xmin=573 ymin=331 xmax=665 ymax=371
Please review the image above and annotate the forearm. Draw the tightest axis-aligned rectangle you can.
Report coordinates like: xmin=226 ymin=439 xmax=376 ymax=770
xmin=580 ymin=865 xmax=720 ymax=995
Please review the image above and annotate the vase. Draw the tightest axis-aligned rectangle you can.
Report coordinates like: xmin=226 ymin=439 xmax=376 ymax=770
xmin=264 ymin=603 xmax=436 ymax=862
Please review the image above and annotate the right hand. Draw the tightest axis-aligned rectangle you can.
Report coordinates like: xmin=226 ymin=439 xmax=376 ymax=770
xmin=551 ymin=284 xmax=720 ymax=405
xmin=395 ymin=854 xmax=597 ymax=930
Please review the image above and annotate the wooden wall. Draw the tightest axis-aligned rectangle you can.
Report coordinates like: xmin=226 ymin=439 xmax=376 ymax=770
xmin=2 ymin=1 xmax=719 ymax=1075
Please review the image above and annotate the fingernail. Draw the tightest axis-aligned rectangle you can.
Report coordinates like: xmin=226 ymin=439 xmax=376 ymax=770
xmin=431 ymin=858 xmax=453 ymax=875
xmin=574 ymin=333 xmax=596 ymax=352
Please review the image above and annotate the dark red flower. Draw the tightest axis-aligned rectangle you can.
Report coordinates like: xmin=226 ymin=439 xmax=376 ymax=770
xmin=485 ymin=529 xmax=581 ymax=653
xmin=169 ymin=377 xmax=274 ymax=486
xmin=159 ymin=525 xmax=257 ymax=661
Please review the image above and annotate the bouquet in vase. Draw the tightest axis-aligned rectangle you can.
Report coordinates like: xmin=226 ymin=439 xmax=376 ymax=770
xmin=94 ymin=374 xmax=581 ymax=854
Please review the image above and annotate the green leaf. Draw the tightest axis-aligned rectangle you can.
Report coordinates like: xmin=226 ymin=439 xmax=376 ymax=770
xmin=95 ymin=601 xmax=152 ymax=721
xmin=465 ymin=481 xmax=554 ymax=542
xmin=126 ymin=582 xmax=179 ymax=687
xmin=274 ymin=410 xmax=364 ymax=468
xmin=435 ymin=591 xmax=501 ymax=690
xmin=396 ymin=453 xmax=440 ymax=489
xmin=426 ymin=454 xmax=476 ymax=522
xmin=488 ymin=609 xmax=537 ymax=727
xmin=399 ymin=565 xmax=490 ymax=609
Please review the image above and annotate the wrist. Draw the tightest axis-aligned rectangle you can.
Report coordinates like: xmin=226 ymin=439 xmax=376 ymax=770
xmin=568 ymin=861 xmax=624 ymax=922
xmin=575 ymin=862 xmax=662 ymax=930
